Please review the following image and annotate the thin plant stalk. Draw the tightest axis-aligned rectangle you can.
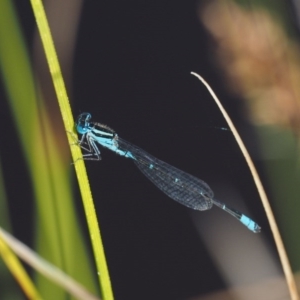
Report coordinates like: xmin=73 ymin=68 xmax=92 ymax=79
xmin=0 ymin=227 xmax=99 ymax=300
xmin=191 ymin=72 xmax=299 ymax=300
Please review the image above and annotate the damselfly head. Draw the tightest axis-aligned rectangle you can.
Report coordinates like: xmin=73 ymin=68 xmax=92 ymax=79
xmin=76 ymin=112 xmax=92 ymax=134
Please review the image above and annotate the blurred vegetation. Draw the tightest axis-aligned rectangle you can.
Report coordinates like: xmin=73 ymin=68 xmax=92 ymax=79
xmin=0 ymin=0 xmax=98 ymax=298
xmin=200 ymin=0 xmax=300 ymax=271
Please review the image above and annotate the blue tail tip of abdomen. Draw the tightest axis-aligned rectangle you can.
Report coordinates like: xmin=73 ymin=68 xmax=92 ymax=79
xmin=241 ymin=215 xmax=261 ymax=233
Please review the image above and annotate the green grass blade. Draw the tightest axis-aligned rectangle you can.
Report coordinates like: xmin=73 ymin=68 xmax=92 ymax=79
xmin=0 ymin=0 xmax=98 ymax=298
xmin=29 ymin=0 xmax=114 ymax=299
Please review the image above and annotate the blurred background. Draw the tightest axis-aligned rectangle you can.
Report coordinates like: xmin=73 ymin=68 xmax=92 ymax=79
xmin=1 ymin=0 xmax=300 ymax=299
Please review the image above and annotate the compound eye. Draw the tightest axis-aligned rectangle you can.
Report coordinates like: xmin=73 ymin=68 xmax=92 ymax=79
xmin=77 ymin=124 xmax=87 ymax=134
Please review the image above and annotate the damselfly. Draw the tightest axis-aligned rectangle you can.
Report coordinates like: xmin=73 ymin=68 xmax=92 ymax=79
xmin=75 ymin=112 xmax=261 ymax=233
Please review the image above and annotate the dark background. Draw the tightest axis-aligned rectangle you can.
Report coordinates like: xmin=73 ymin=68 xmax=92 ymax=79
xmin=1 ymin=1 xmax=276 ymax=299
